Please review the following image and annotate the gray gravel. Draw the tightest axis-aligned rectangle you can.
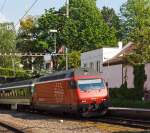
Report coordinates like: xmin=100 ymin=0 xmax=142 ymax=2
xmin=0 ymin=110 xmax=146 ymax=133
xmin=0 ymin=110 xmax=107 ymax=133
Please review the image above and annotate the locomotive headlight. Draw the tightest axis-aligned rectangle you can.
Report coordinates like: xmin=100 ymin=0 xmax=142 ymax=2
xmin=81 ymin=100 xmax=87 ymax=103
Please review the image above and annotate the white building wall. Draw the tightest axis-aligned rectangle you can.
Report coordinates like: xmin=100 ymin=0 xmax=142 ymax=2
xmin=102 ymin=64 xmax=134 ymax=88
xmin=81 ymin=47 xmax=122 ymax=73
xmin=103 ymin=64 xmax=150 ymax=89
xmin=81 ymin=46 xmax=150 ymax=90
xmin=102 ymin=64 xmax=123 ymax=88
xmin=144 ymin=64 xmax=150 ymax=91
xmin=123 ymin=65 xmax=134 ymax=88
xmin=81 ymin=49 xmax=103 ymax=72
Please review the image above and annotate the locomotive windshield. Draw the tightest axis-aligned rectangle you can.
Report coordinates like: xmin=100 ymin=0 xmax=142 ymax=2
xmin=78 ymin=79 xmax=105 ymax=91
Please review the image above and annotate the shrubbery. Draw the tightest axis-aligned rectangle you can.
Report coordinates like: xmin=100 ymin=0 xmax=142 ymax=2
xmin=110 ymin=99 xmax=150 ymax=109
xmin=109 ymin=87 xmax=150 ymax=108
xmin=110 ymin=64 xmax=147 ymax=100
xmin=0 ymin=67 xmax=31 ymax=78
xmin=110 ymin=87 xmax=136 ymax=100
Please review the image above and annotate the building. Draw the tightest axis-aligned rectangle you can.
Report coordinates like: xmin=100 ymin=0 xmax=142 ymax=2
xmin=102 ymin=42 xmax=135 ymax=88
xmin=102 ymin=42 xmax=150 ymax=100
xmin=81 ymin=42 xmax=123 ymax=73
xmin=81 ymin=41 xmax=150 ymax=100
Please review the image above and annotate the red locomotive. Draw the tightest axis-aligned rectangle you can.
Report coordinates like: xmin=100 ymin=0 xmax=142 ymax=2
xmin=0 ymin=68 xmax=109 ymax=117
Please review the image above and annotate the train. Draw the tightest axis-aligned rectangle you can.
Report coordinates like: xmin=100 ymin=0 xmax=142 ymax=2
xmin=0 ymin=68 xmax=109 ymax=117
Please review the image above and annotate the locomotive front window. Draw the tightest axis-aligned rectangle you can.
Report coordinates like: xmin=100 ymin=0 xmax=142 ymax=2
xmin=78 ymin=79 xmax=105 ymax=90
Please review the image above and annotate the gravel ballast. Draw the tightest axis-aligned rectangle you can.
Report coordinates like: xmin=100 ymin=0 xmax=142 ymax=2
xmin=0 ymin=110 xmax=147 ymax=133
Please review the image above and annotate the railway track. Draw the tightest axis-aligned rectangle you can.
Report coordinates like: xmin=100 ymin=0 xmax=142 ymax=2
xmin=21 ymin=109 xmax=150 ymax=129
xmin=33 ymin=110 xmax=150 ymax=129
xmin=0 ymin=121 xmax=25 ymax=133
xmin=1 ymin=108 xmax=150 ymax=131
xmin=89 ymin=116 xmax=150 ymax=129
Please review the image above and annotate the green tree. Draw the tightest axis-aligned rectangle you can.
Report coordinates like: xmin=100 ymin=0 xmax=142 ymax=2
xmin=61 ymin=0 xmax=117 ymax=51
xmin=0 ymin=23 xmax=16 ymax=68
xmin=69 ymin=51 xmax=81 ymax=68
xmin=57 ymin=51 xmax=81 ymax=70
xmin=0 ymin=23 xmax=16 ymax=53
xmin=17 ymin=16 xmax=48 ymax=53
xmin=36 ymin=0 xmax=117 ymax=69
xmin=101 ymin=6 xmax=122 ymax=40
xmin=36 ymin=8 xmax=65 ymax=53
xmin=121 ymin=0 xmax=150 ymax=64
xmin=17 ymin=0 xmax=118 ymax=71
xmin=120 ymin=0 xmax=150 ymax=100
xmin=17 ymin=16 xmax=46 ymax=72
xmin=37 ymin=0 xmax=117 ymax=52
xmin=121 ymin=0 xmax=150 ymax=42
xmin=0 ymin=23 xmax=27 ymax=78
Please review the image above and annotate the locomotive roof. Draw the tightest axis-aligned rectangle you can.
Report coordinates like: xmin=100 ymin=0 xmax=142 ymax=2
xmin=74 ymin=68 xmax=100 ymax=77
xmin=38 ymin=68 xmax=100 ymax=82
xmin=38 ymin=69 xmax=74 ymax=82
xmin=0 ymin=68 xmax=100 ymax=90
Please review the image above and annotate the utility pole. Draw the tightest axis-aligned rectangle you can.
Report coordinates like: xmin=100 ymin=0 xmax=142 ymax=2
xmin=66 ymin=0 xmax=69 ymax=18
xmin=49 ymin=29 xmax=57 ymax=53
xmin=11 ymin=56 xmax=15 ymax=76
xmin=65 ymin=0 xmax=69 ymax=70
xmin=65 ymin=47 xmax=68 ymax=70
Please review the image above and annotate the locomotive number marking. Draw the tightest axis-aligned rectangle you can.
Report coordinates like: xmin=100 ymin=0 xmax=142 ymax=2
xmin=38 ymin=98 xmax=45 ymax=102
xmin=53 ymin=82 xmax=64 ymax=103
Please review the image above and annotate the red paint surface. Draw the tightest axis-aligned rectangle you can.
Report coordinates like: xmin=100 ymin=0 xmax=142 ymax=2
xmin=33 ymin=79 xmax=78 ymax=105
xmin=32 ymin=74 xmax=108 ymax=113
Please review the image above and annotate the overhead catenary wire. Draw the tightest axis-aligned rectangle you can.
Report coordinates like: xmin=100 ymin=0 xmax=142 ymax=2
xmin=0 ymin=0 xmax=7 ymax=12
xmin=15 ymin=0 xmax=39 ymax=28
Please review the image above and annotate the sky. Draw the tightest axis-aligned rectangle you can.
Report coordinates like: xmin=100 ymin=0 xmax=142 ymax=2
xmin=0 ymin=0 xmax=127 ymax=25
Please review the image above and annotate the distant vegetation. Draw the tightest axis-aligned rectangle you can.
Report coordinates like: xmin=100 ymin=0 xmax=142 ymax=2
xmin=0 ymin=0 xmax=150 ymax=78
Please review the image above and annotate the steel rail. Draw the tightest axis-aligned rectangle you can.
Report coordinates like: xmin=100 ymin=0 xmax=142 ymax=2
xmin=1 ymin=106 xmax=150 ymax=130
xmin=24 ymin=109 xmax=150 ymax=129
xmin=90 ymin=116 xmax=150 ymax=129
xmin=0 ymin=121 xmax=25 ymax=133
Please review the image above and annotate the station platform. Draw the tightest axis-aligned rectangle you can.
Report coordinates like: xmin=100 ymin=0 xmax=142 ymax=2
xmin=108 ymin=107 xmax=150 ymax=119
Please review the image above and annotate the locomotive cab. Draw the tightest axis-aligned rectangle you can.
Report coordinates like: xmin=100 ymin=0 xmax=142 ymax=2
xmin=74 ymin=68 xmax=109 ymax=117
xmin=77 ymin=79 xmax=109 ymax=116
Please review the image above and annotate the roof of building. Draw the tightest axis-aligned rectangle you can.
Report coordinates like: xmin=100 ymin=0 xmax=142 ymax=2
xmin=103 ymin=42 xmax=135 ymax=66
xmin=81 ymin=44 xmax=123 ymax=63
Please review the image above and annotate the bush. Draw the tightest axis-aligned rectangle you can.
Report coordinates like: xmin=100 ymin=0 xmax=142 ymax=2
xmin=110 ymin=99 xmax=150 ymax=109
xmin=0 ymin=67 xmax=32 ymax=78
xmin=110 ymin=87 xmax=138 ymax=100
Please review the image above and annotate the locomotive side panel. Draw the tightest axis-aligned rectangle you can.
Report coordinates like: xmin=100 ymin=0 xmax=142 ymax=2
xmin=32 ymin=79 xmax=79 ymax=113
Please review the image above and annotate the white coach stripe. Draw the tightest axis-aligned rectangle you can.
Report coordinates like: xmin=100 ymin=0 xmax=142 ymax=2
xmin=0 ymin=78 xmax=72 ymax=90
xmin=0 ymin=84 xmax=34 ymax=90
xmin=35 ymin=78 xmax=72 ymax=85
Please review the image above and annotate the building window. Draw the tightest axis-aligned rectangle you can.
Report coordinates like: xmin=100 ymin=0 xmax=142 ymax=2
xmin=96 ymin=61 xmax=101 ymax=73
xmin=83 ymin=63 xmax=87 ymax=68
xmin=90 ymin=62 xmax=94 ymax=69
